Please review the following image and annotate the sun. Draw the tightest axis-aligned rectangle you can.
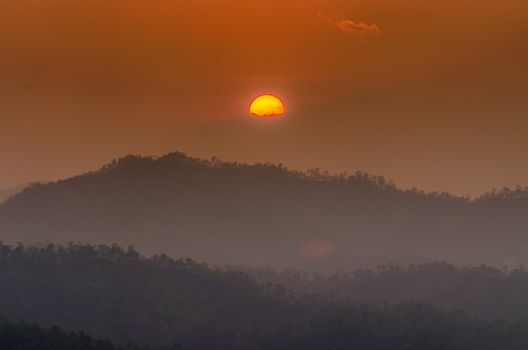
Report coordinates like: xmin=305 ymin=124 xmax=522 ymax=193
xmin=249 ymin=94 xmax=285 ymax=117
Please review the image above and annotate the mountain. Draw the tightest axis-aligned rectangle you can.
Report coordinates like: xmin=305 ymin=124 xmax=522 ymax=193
xmin=3 ymin=243 xmax=528 ymax=350
xmin=1 ymin=151 xmax=527 ymax=270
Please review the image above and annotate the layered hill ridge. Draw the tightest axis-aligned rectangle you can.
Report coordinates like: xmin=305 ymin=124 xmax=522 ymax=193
xmin=1 ymin=151 xmax=527 ymax=270
xmin=3 ymin=243 xmax=528 ymax=349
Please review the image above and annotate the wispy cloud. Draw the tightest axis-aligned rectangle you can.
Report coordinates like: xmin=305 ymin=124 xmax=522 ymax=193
xmin=318 ymin=13 xmax=382 ymax=42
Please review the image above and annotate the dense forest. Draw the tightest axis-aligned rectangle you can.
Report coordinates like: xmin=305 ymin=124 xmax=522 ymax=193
xmin=233 ymin=262 xmax=528 ymax=320
xmin=3 ymin=243 xmax=528 ymax=349
xmin=1 ymin=152 xmax=527 ymax=271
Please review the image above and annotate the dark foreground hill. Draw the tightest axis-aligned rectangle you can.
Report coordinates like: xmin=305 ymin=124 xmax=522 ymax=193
xmin=3 ymin=243 xmax=528 ymax=350
xmin=1 ymin=151 xmax=528 ymax=269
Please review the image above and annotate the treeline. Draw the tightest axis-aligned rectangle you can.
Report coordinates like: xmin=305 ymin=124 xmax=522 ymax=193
xmin=0 ymin=321 xmax=180 ymax=350
xmin=0 ymin=321 xmax=120 ymax=350
xmin=98 ymin=153 xmax=405 ymax=195
xmin=0 ymin=185 xmax=25 ymax=204
xmin=3 ymin=243 xmax=528 ymax=349
xmin=99 ymin=152 xmax=528 ymax=201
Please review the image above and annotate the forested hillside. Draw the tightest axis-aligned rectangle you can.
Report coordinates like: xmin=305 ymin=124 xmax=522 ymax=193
xmin=234 ymin=262 xmax=528 ymax=320
xmin=3 ymin=243 xmax=528 ymax=349
xmin=1 ymin=152 xmax=528 ymax=270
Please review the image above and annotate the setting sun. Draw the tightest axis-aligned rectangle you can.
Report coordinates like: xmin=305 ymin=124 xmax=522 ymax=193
xmin=249 ymin=94 xmax=285 ymax=117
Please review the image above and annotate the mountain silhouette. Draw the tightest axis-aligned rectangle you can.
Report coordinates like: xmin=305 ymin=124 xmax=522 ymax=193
xmin=1 ymin=151 xmax=527 ymax=270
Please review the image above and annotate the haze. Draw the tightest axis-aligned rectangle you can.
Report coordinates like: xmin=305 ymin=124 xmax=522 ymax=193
xmin=3 ymin=3 xmax=528 ymax=348
xmin=1 ymin=0 xmax=528 ymax=196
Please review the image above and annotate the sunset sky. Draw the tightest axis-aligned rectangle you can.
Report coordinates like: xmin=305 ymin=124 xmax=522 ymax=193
xmin=1 ymin=0 xmax=527 ymax=196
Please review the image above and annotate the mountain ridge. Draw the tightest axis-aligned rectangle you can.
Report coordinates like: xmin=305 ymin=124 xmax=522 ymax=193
xmin=1 ymin=151 xmax=527 ymax=270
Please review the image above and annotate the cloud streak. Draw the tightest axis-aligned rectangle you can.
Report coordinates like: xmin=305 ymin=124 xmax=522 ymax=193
xmin=318 ymin=13 xmax=382 ymax=42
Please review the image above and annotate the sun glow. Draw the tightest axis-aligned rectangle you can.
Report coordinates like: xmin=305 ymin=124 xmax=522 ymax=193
xmin=249 ymin=94 xmax=285 ymax=117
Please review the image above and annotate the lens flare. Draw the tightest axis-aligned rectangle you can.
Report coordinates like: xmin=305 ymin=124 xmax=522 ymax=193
xmin=299 ymin=240 xmax=334 ymax=260
xmin=249 ymin=94 xmax=285 ymax=117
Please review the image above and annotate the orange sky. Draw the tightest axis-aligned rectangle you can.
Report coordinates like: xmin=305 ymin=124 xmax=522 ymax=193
xmin=1 ymin=0 xmax=527 ymax=196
